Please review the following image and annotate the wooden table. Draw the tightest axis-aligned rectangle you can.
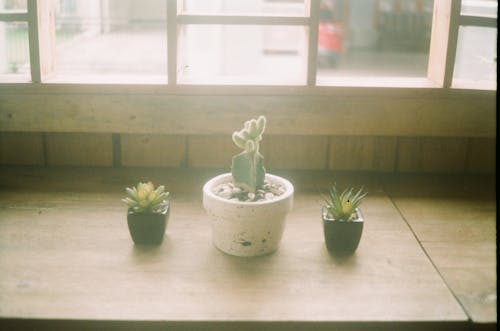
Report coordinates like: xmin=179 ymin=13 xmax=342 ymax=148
xmin=0 ymin=167 xmax=496 ymax=330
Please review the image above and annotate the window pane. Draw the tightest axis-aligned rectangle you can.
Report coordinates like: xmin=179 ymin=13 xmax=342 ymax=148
xmin=182 ymin=0 xmax=306 ymax=16
xmin=453 ymin=26 xmax=497 ymax=87
xmin=179 ymin=25 xmax=307 ymax=85
xmin=50 ymin=0 xmax=167 ymax=83
xmin=317 ymin=0 xmax=433 ymax=85
xmin=0 ymin=0 xmax=27 ymax=11
xmin=461 ymin=0 xmax=498 ymax=17
xmin=0 ymin=21 xmax=30 ymax=82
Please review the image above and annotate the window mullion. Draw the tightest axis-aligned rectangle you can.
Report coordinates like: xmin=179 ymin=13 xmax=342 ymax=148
xmin=306 ymin=0 xmax=319 ymax=86
xmin=427 ymin=0 xmax=461 ymax=88
xmin=27 ymin=0 xmax=55 ymax=84
xmin=459 ymin=14 xmax=497 ymax=27
xmin=0 ymin=12 xmax=28 ymax=21
xmin=176 ymin=14 xmax=309 ymax=25
xmin=27 ymin=0 xmax=41 ymax=83
xmin=167 ymin=0 xmax=178 ymax=85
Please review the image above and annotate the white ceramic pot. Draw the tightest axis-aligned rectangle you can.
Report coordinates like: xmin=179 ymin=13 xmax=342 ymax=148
xmin=203 ymin=173 xmax=294 ymax=257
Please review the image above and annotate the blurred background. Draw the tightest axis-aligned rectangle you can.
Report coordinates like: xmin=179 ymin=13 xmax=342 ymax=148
xmin=0 ymin=0 xmax=496 ymax=84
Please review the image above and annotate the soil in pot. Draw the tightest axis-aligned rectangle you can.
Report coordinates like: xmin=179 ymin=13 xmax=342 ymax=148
xmin=127 ymin=203 xmax=170 ymax=245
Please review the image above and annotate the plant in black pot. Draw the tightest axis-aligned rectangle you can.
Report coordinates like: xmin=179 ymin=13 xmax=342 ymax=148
xmin=122 ymin=182 xmax=170 ymax=245
xmin=322 ymin=184 xmax=367 ymax=255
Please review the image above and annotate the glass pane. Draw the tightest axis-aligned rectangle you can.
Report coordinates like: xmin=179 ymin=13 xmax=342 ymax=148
xmin=461 ymin=0 xmax=498 ymax=17
xmin=317 ymin=0 xmax=434 ymax=85
xmin=0 ymin=21 xmax=30 ymax=82
xmin=0 ymin=0 xmax=27 ymax=11
xmin=182 ymin=0 xmax=306 ymax=16
xmin=50 ymin=0 xmax=167 ymax=83
xmin=453 ymin=26 xmax=497 ymax=86
xmin=179 ymin=25 xmax=307 ymax=85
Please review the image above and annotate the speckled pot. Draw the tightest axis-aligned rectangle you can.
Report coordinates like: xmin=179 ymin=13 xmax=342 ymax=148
xmin=203 ymin=173 xmax=294 ymax=257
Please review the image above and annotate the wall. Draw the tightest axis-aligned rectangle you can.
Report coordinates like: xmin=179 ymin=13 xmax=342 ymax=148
xmin=0 ymin=84 xmax=495 ymax=174
xmin=0 ymin=132 xmax=495 ymax=174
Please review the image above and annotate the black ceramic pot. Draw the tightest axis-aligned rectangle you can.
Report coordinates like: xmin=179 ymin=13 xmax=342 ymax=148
xmin=127 ymin=202 xmax=170 ymax=245
xmin=322 ymin=207 xmax=363 ymax=254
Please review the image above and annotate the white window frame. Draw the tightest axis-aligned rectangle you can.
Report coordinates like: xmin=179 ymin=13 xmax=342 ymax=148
xmin=0 ymin=0 xmax=495 ymax=88
xmin=0 ymin=0 xmax=496 ymax=138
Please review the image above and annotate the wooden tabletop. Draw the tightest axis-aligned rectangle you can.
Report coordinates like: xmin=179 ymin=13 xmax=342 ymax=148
xmin=0 ymin=167 xmax=496 ymax=330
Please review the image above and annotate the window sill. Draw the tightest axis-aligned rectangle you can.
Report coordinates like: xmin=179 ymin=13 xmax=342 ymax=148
xmin=0 ymin=167 xmax=496 ymax=330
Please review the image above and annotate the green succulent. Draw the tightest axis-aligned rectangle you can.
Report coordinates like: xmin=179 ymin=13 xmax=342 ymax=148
xmin=122 ymin=181 xmax=170 ymax=213
xmin=323 ymin=184 xmax=367 ymax=221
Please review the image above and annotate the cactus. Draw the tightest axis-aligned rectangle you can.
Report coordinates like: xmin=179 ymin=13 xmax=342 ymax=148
xmin=231 ymin=115 xmax=267 ymax=193
xmin=122 ymin=181 xmax=170 ymax=213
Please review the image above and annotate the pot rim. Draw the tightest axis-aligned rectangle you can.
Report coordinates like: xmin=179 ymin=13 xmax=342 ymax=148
xmin=203 ymin=173 xmax=294 ymax=206
xmin=322 ymin=207 xmax=364 ymax=223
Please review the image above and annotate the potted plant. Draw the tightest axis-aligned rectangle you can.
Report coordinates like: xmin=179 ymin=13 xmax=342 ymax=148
xmin=322 ymin=184 xmax=367 ymax=254
xmin=203 ymin=115 xmax=294 ymax=257
xmin=122 ymin=181 xmax=170 ymax=245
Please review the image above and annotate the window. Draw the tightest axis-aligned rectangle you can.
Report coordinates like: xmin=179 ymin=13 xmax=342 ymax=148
xmin=317 ymin=0 xmax=434 ymax=85
xmin=452 ymin=0 xmax=497 ymax=88
xmin=51 ymin=0 xmax=167 ymax=83
xmin=0 ymin=0 xmax=496 ymax=90
xmin=0 ymin=0 xmax=29 ymax=81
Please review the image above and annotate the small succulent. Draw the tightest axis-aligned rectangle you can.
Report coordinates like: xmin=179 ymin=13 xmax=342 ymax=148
xmin=323 ymin=184 xmax=367 ymax=221
xmin=122 ymin=181 xmax=170 ymax=213
xmin=231 ymin=115 xmax=267 ymax=194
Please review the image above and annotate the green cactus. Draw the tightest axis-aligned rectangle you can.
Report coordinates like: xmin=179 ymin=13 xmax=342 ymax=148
xmin=231 ymin=115 xmax=267 ymax=193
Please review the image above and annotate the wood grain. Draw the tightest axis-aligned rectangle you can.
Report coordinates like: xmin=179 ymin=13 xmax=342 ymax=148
xmin=0 ymin=90 xmax=495 ymax=137
xmin=45 ymin=133 xmax=113 ymax=166
xmin=389 ymin=197 xmax=497 ymax=324
xmin=465 ymin=138 xmax=496 ymax=175
xmin=0 ymin=132 xmax=45 ymax=165
xmin=328 ymin=136 xmax=397 ymax=172
xmin=265 ymin=135 xmax=328 ymax=170
xmin=0 ymin=168 xmax=471 ymax=326
xmin=121 ymin=134 xmax=186 ymax=167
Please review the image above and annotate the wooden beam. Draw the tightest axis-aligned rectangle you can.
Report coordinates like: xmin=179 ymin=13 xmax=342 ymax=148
xmin=0 ymin=12 xmax=28 ymax=21
xmin=427 ymin=0 xmax=461 ymax=87
xmin=0 ymin=88 xmax=495 ymax=137
xmin=306 ymin=0 xmax=320 ymax=86
xmin=27 ymin=0 xmax=41 ymax=83
xmin=37 ymin=0 xmax=55 ymax=79
xmin=459 ymin=14 xmax=497 ymax=27
xmin=176 ymin=14 xmax=309 ymax=26
xmin=167 ymin=0 xmax=177 ymax=85
xmin=26 ymin=0 xmax=55 ymax=83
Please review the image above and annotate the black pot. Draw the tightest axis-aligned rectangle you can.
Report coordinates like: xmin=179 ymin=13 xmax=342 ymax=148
xmin=127 ymin=202 xmax=170 ymax=245
xmin=322 ymin=207 xmax=363 ymax=254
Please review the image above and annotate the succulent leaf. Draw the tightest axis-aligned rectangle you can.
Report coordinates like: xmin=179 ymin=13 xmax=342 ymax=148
xmin=323 ymin=184 xmax=367 ymax=221
xmin=122 ymin=181 xmax=170 ymax=214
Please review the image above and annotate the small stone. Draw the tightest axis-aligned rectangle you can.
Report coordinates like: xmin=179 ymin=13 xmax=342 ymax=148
xmin=219 ymin=188 xmax=233 ymax=199
xmin=247 ymin=193 xmax=255 ymax=201
xmin=265 ymin=192 xmax=274 ymax=200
